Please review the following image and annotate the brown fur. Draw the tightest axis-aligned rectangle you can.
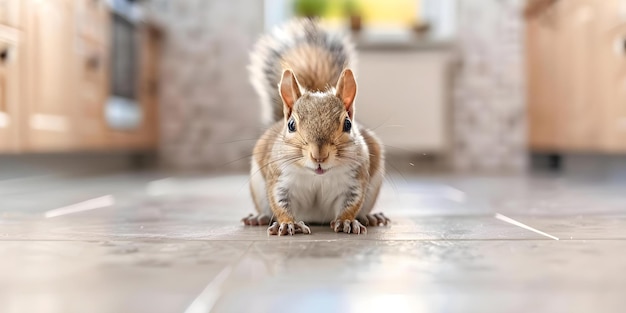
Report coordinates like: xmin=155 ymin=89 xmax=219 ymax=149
xmin=281 ymin=44 xmax=342 ymax=91
xmin=247 ymin=19 xmax=383 ymax=235
xmin=337 ymin=163 xmax=368 ymax=221
xmin=251 ymin=70 xmax=384 ymax=229
xmin=248 ymin=18 xmax=355 ymax=125
xmin=252 ymin=122 xmax=383 ymax=225
xmin=361 ymin=128 xmax=383 ymax=179
xmin=251 ymin=123 xmax=298 ymax=224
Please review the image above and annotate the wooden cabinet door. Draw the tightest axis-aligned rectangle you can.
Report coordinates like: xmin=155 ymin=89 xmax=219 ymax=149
xmin=527 ymin=0 xmax=604 ymax=152
xmin=526 ymin=5 xmax=562 ymax=151
xmin=74 ymin=38 xmax=111 ymax=150
xmin=0 ymin=32 xmax=19 ymax=152
xmin=22 ymin=0 xmax=77 ymax=151
xmin=73 ymin=0 xmax=112 ymax=150
xmin=557 ymin=0 xmax=602 ymax=151
xmin=135 ymin=25 xmax=161 ymax=149
xmin=594 ymin=0 xmax=626 ymax=153
xmin=0 ymin=0 xmax=20 ymax=28
xmin=75 ymin=0 xmax=108 ymax=44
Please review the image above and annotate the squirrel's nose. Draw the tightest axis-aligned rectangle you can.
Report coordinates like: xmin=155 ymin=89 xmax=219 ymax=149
xmin=311 ymin=153 xmax=329 ymax=164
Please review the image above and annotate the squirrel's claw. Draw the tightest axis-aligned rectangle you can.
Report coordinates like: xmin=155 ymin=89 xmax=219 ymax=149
xmin=278 ymin=222 xmax=295 ymax=236
xmin=360 ymin=213 xmax=390 ymax=226
xmin=242 ymin=213 xmax=271 ymax=226
xmin=295 ymin=221 xmax=311 ymax=234
xmin=267 ymin=222 xmax=280 ymax=235
xmin=267 ymin=221 xmax=311 ymax=236
xmin=331 ymin=219 xmax=367 ymax=235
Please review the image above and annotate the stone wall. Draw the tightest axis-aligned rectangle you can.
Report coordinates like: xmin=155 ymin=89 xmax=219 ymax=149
xmin=452 ymin=0 xmax=527 ymax=172
xmin=146 ymin=0 xmax=265 ymax=170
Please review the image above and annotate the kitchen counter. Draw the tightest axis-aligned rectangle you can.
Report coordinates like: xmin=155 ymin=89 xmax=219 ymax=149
xmin=352 ymin=31 xmax=456 ymax=51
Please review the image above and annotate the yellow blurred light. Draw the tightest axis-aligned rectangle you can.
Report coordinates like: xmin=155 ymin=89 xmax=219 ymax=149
xmin=321 ymin=0 xmax=419 ymax=28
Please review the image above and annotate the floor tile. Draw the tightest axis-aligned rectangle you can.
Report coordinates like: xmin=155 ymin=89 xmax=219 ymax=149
xmin=212 ymin=240 xmax=626 ymax=313
xmin=2 ymin=172 xmax=626 ymax=313
xmin=509 ymin=215 xmax=626 ymax=240
xmin=0 ymin=240 xmax=250 ymax=313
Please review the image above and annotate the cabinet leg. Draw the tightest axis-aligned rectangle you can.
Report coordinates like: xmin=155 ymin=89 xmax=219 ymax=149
xmin=531 ymin=153 xmax=562 ymax=172
xmin=547 ymin=153 xmax=562 ymax=171
xmin=128 ymin=153 xmax=156 ymax=170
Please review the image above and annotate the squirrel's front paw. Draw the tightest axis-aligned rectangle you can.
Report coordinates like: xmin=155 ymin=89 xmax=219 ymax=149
xmin=267 ymin=221 xmax=311 ymax=236
xmin=331 ymin=219 xmax=367 ymax=235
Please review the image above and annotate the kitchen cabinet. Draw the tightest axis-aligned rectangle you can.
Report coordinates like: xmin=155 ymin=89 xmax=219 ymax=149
xmin=13 ymin=0 xmax=160 ymax=153
xmin=105 ymin=22 xmax=162 ymax=151
xmin=22 ymin=0 xmax=77 ymax=151
xmin=356 ymin=48 xmax=454 ymax=153
xmin=75 ymin=0 xmax=109 ymax=44
xmin=111 ymin=24 xmax=161 ymax=150
xmin=597 ymin=2 xmax=626 ymax=152
xmin=0 ymin=0 xmax=20 ymax=29
xmin=0 ymin=0 xmax=19 ymax=152
xmin=138 ymin=25 xmax=161 ymax=148
xmin=526 ymin=8 xmax=559 ymax=151
xmin=74 ymin=38 xmax=111 ymax=150
xmin=73 ymin=0 xmax=111 ymax=150
xmin=0 ymin=28 xmax=19 ymax=152
xmin=526 ymin=0 xmax=626 ymax=153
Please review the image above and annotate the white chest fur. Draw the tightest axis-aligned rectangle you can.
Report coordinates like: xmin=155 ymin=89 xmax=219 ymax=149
xmin=278 ymin=165 xmax=356 ymax=223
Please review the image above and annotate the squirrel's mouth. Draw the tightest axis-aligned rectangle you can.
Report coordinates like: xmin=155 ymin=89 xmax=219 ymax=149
xmin=314 ymin=165 xmax=326 ymax=175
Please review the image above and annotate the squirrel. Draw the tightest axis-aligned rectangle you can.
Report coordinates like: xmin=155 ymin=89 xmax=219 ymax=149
xmin=242 ymin=18 xmax=389 ymax=236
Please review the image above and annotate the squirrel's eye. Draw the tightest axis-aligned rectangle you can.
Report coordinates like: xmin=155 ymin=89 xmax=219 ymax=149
xmin=287 ymin=118 xmax=296 ymax=132
xmin=343 ymin=118 xmax=352 ymax=133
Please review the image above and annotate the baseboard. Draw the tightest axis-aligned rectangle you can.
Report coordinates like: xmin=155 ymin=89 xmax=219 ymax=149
xmin=0 ymin=152 xmax=158 ymax=180
xmin=531 ymin=152 xmax=626 ymax=180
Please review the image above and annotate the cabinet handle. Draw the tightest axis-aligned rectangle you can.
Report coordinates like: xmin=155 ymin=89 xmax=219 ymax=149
xmin=0 ymin=47 xmax=10 ymax=64
xmin=87 ymin=0 xmax=99 ymax=9
xmin=148 ymin=80 xmax=158 ymax=96
xmin=613 ymin=36 xmax=626 ymax=56
xmin=86 ymin=54 xmax=100 ymax=70
xmin=524 ymin=0 xmax=558 ymax=18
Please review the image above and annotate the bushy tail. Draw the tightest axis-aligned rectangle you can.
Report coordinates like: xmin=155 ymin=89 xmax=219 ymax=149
xmin=249 ymin=18 xmax=356 ymax=125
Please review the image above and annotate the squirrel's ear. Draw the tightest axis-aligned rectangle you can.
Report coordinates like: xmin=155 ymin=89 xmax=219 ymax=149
xmin=335 ymin=69 xmax=357 ymax=118
xmin=279 ymin=69 xmax=302 ymax=117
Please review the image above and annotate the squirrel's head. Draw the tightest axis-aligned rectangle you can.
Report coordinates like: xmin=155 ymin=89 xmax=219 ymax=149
xmin=278 ymin=68 xmax=361 ymax=175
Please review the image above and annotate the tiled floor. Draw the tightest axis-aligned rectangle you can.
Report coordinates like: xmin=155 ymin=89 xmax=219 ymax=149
xmin=1 ymin=172 xmax=626 ymax=313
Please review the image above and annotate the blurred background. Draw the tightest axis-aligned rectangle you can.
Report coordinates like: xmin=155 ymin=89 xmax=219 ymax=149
xmin=5 ymin=1 xmax=626 ymax=312
xmin=1 ymin=0 xmax=625 ymax=176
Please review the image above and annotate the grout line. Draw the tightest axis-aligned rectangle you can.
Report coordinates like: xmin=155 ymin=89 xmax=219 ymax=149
xmin=0 ymin=174 xmax=52 ymax=184
xmin=44 ymin=195 xmax=115 ymax=218
xmin=1 ymin=238 xmax=621 ymax=242
xmin=145 ymin=177 xmax=174 ymax=196
xmin=184 ymin=242 xmax=253 ymax=313
xmin=184 ymin=265 xmax=233 ymax=313
xmin=495 ymin=213 xmax=559 ymax=241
